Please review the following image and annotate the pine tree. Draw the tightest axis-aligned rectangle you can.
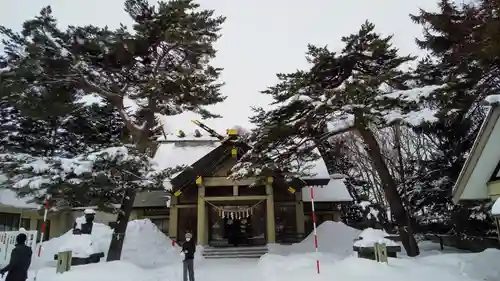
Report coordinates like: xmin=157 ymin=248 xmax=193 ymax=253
xmin=0 ymin=0 xmax=225 ymax=260
xmin=232 ymin=22 xmax=448 ymax=256
xmin=409 ymin=0 xmax=500 ymax=235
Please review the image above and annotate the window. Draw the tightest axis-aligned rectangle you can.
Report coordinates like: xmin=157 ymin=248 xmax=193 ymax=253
xmin=36 ymin=219 xmax=51 ymax=242
xmin=0 ymin=213 xmax=20 ymax=231
xmin=20 ymin=218 xmax=31 ymax=230
xmin=151 ymin=218 xmax=169 ymax=234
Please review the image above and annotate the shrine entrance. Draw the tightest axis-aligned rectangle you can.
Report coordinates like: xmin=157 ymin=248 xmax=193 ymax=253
xmin=207 ymin=201 xmax=266 ymax=247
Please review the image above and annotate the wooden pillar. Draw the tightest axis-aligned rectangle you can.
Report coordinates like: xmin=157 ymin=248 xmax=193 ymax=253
xmin=295 ymin=191 xmax=305 ymax=237
xmin=266 ymin=177 xmax=276 ymax=243
xmin=168 ymin=196 xmax=178 ymax=241
xmin=197 ymin=177 xmax=206 ymax=245
xmin=233 ymin=185 xmax=238 ymax=196
xmin=204 ymin=204 xmax=209 ymax=245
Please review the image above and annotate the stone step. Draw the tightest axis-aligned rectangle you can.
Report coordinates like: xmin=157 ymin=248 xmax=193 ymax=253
xmin=204 ymin=254 xmax=263 ymax=259
xmin=202 ymin=246 xmax=267 ymax=259
xmin=203 ymin=251 xmax=264 ymax=257
xmin=203 ymin=247 xmax=267 ymax=253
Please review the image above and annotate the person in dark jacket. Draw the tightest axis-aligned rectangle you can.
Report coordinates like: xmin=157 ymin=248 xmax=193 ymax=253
xmin=181 ymin=232 xmax=195 ymax=281
xmin=0 ymin=233 xmax=33 ymax=281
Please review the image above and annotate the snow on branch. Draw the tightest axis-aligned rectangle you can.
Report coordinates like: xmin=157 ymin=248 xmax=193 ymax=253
xmin=0 ymin=146 xmax=176 ymax=197
xmin=375 ymin=84 xmax=445 ymax=126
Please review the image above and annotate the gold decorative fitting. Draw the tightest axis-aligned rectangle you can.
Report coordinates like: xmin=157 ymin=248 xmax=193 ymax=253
xmin=196 ymin=176 xmax=203 ymax=185
xmin=288 ymin=187 xmax=296 ymax=194
xmin=174 ymin=190 xmax=182 ymax=197
xmin=267 ymin=177 xmax=274 ymax=184
xmin=227 ymin=129 xmax=238 ymax=135
xmin=231 ymin=147 xmax=237 ymax=158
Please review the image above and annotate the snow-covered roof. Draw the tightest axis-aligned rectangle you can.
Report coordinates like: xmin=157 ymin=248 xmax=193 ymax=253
xmin=492 ymin=197 xmax=500 ymax=216
xmin=153 ymin=140 xmax=220 ymax=172
xmin=297 ymin=148 xmax=330 ymax=181
xmin=0 ymin=188 xmax=38 ymax=209
xmin=301 ymin=177 xmax=353 ymax=202
xmin=133 ymin=190 xmax=170 ymax=208
xmin=452 ymin=105 xmax=500 ymax=202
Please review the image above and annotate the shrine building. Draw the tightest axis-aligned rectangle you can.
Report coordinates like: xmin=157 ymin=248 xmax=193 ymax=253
xmin=133 ymin=122 xmax=354 ymax=246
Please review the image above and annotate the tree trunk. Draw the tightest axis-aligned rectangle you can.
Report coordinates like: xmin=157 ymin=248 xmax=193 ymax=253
xmin=354 ymin=115 xmax=420 ymax=256
xmin=106 ymin=101 xmax=157 ymax=261
xmin=106 ymin=188 xmax=137 ymax=261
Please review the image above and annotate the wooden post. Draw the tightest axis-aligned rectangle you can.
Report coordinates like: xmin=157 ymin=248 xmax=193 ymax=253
xmin=295 ymin=191 xmax=305 ymax=238
xmin=266 ymin=177 xmax=276 ymax=243
xmin=168 ymin=196 xmax=178 ymax=242
xmin=56 ymin=251 xmax=72 ymax=273
xmin=374 ymin=243 xmax=388 ymax=263
xmin=197 ymin=177 xmax=206 ymax=245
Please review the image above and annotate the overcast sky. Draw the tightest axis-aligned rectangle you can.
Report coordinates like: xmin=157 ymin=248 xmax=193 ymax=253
xmin=0 ymin=0 xmax=438 ymax=130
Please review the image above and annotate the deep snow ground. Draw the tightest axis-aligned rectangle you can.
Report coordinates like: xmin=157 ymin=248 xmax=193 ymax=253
xmin=24 ymin=220 xmax=500 ymax=281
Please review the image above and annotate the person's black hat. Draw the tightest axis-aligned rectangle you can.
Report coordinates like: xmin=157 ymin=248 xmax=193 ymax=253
xmin=16 ymin=233 xmax=27 ymax=244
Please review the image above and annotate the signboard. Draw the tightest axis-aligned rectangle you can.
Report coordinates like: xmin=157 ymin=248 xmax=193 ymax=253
xmin=0 ymin=230 xmax=38 ymax=266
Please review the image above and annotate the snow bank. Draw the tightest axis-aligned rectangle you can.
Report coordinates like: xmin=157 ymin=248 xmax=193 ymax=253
xmin=59 ymin=234 xmax=99 ymax=258
xmin=353 ymin=228 xmax=398 ymax=247
xmin=34 ymin=261 xmax=156 ymax=281
xmin=269 ymin=221 xmax=360 ymax=256
xmin=259 ymin=253 xmax=481 ymax=281
xmin=417 ymin=248 xmax=500 ymax=281
xmin=37 ymin=219 xmax=181 ymax=269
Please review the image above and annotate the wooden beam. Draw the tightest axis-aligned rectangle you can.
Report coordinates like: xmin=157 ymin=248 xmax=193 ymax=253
xmin=203 ymin=177 xmax=259 ymax=187
xmin=176 ymin=204 xmax=197 ymax=208
xmin=204 ymin=195 xmax=267 ymax=201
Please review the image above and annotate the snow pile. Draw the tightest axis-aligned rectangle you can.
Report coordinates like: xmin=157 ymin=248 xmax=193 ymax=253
xmin=353 ymin=228 xmax=399 ymax=247
xmin=59 ymin=234 xmax=99 ymax=258
xmin=120 ymin=219 xmax=184 ymax=268
xmin=485 ymin=94 xmax=500 ymax=105
xmin=37 ymin=219 xmax=181 ymax=269
xmin=269 ymin=221 xmax=360 ymax=256
xmin=259 ymin=253 xmax=483 ymax=281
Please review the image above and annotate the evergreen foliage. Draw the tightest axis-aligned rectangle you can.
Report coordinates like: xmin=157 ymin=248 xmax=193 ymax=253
xmin=0 ymin=0 xmax=225 ymax=260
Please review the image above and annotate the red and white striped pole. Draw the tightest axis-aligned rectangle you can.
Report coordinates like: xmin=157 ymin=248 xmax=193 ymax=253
xmin=309 ymin=185 xmax=320 ymax=274
xmin=37 ymin=195 xmax=50 ymax=257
